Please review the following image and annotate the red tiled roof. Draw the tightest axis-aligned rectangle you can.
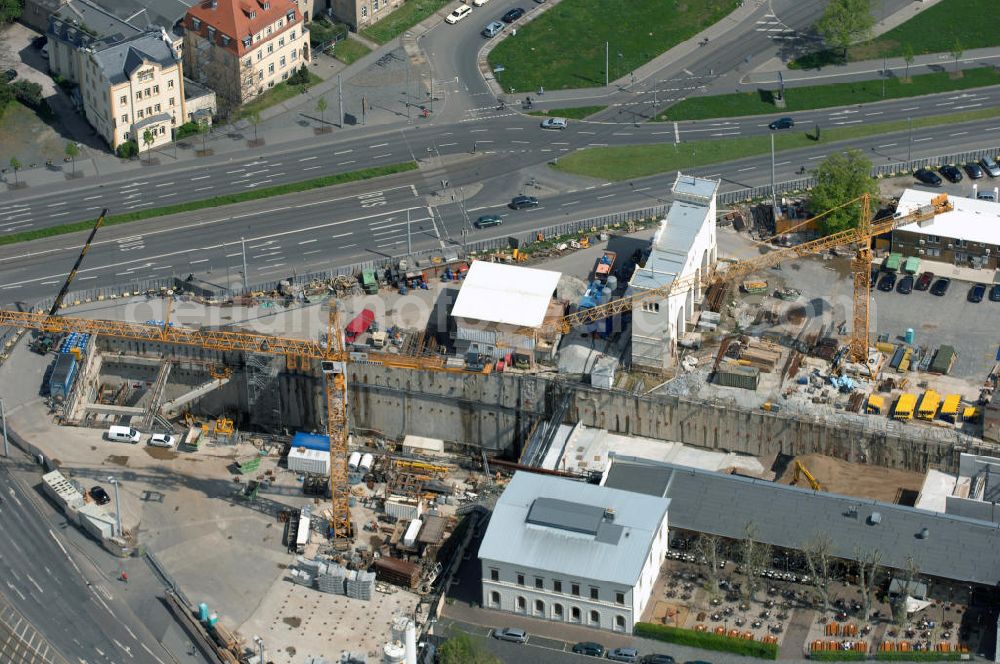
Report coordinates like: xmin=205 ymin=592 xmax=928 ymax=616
xmin=185 ymin=0 xmax=301 ymax=56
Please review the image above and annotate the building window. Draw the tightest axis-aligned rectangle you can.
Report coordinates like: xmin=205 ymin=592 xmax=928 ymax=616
xmin=534 ymin=577 xmax=543 ymax=590
xmin=490 ymin=591 xmax=500 ymax=607
xmin=589 ymin=587 xmax=599 ymax=601
xmin=266 ymin=26 xmax=272 ymax=35
xmin=553 ymin=580 xmax=562 ymax=593
xmin=570 ymin=607 xmax=581 ymax=623
xmin=615 ymin=615 xmax=626 ymax=631
xmin=144 ymin=88 xmax=150 ymax=96
xmin=136 ymin=91 xmax=142 ymax=100
xmin=955 ymin=238 xmax=967 ymax=248
xmin=615 ymin=591 xmax=625 ymax=605
xmin=361 ymin=5 xmax=367 ymax=17
xmin=207 ymin=26 xmax=215 ymax=40
xmin=160 ymin=126 xmax=166 ymax=135
xmin=243 ymin=39 xmax=252 ymax=49
xmin=279 ymin=37 xmax=285 ymax=47
xmin=533 ymin=599 xmax=544 ymax=616
xmin=137 ymin=109 xmax=144 ymax=118
xmin=571 ymin=583 xmax=580 ymax=597
xmin=490 ymin=569 xmax=498 ymax=582
xmin=642 ymin=302 xmax=660 ymax=312
xmin=153 ymin=85 xmax=159 ymax=94
xmin=121 ymin=113 xmax=128 ymax=123
xmin=249 ymin=10 xmax=256 ymax=18
xmin=267 ymin=43 xmax=273 ymax=54
xmin=168 ymin=79 xmax=174 ymax=88
xmin=516 ymin=596 xmax=526 ymax=613
xmin=258 ymin=71 xmax=264 ymax=81
xmin=267 ymin=80 xmax=274 ymax=87
xmin=926 ymin=248 xmax=941 ymax=257
xmin=286 ymin=10 xmax=294 ymax=22
xmin=277 ymin=18 xmax=282 ymax=27
xmin=146 ymin=106 xmax=152 ymax=115
xmin=553 ymin=604 xmax=564 ymax=620
xmin=191 ymin=17 xmax=200 ymax=29
xmin=258 ymin=51 xmax=263 ymax=61
xmin=281 ymin=72 xmax=288 ymax=80
xmin=245 ymin=75 xmax=253 ymax=86
xmin=589 ymin=610 xmax=600 ymax=626
xmin=154 ymin=103 xmax=161 ymax=112
xmin=927 ymin=235 xmax=940 ymax=243
xmin=119 ymin=95 xmax=126 ymax=104
xmin=268 ymin=63 xmax=274 ymax=74
xmin=291 ymin=50 xmax=297 ymax=61
xmin=221 ymin=34 xmax=230 ymax=46
xmin=374 ymin=0 xmax=379 ymax=9
xmin=290 ymin=29 xmax=295 ymax=39
xmin=169 ymin=97 xmax=175 ymax=106
xmin=279 ymin=56 xmax=286 ymax=68
xmin=516 ymin=573 xmax=524 ymax=586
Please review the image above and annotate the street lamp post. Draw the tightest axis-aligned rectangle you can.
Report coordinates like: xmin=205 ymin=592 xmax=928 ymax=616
xmin=907 ymin=116 xmax=913 ymax=162
xmin=1 ymin=398 xmax=8 ymax=457
xmin=240 ymin=236 xmax=248 ymax=289
xmin=108 ymin=476 xmax=122 ymax=538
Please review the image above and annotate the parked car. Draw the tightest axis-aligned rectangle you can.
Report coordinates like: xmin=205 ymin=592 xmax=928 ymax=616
xmin=939 ymin=164 xmax=963 ymax=183
xmin=89 ymin=486 xmax=111 ymax=505
xmin=969 ymin=283 xmax=987 ymax=303
xmin=915 ymin=271 xmax=934 ymax=290
xmin=608 ymin=648 xmax=640 ymax=663
xmin=509 ymin=195 xmax=539 ymax=209
xmin=572 ymin=642 xmax=605 ymax=657
xmin=148 ymin=433 xmax=176 ymax=448
xmin=444 ymin=4 xmax=472 ymax=24
xmin=964 ymin=162 xmax=985 ymax=179
xmin=990 ymin=284 xmax=1000 ymax=302
xmin=896 ymin=274 xmax=914 ymax=294
xmin=913 ymin=167 xmax=942 ymax=187
xmin=877 ymin=273 xmax=897 ymax=292
xmin=641 ymin=656 xmax=675 ymax=664
xmin=768 ymin=117 xmax=794 ymax=130
xmin=474 ymin=214 xmax=502 ymax=228
xmin=501 ymin=7 xmax=525 ymax=21
xmin=540 ymin=117 xmax=568 ymax=130
xmin=979 ymin=157 xmax=1000 ymax=177
xmin=472 ymin=0 xmax=489 ymax=5
xmin=978 ymin=190 xmax=998 ymax=202
xmin=931 ymin=277 xmax=951 ymax=296
xmin=493 ymin=627 xmax=528 ymax=643
xmin=481 ymin=20 xmax=504 ymax=37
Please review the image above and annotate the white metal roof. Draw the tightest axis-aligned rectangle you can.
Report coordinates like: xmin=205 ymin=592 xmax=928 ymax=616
xmin=478 ymin=471 xmax=670 ymax=586
xmin=895 ymin=188 xmax=1000 ymax=245
xmin=451 ymin=261 xmax=561 ymax=328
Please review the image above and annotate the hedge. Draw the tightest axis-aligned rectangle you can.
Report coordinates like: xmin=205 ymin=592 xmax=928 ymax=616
xmin=809 ymin=651 xmax=867 ymax=661
xmin=175 ymin=121 xmax=200 ymax=139
xmin=634 ymin=623 xmax=779 ymax=659
xmin=875 ymin=652 xmax=964 ymax=661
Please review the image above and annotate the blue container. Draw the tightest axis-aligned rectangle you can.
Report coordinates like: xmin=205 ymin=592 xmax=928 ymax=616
xmin=198 ymin=603 xmax=210 ymax=622
xmin=905 ymin=328 xmax=915 ymax=345
xmin=290 ymin=432 xmax=331 ymax=452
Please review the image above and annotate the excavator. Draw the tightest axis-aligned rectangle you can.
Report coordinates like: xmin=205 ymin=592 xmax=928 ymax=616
xmin=792 ymin=460 xmax=823 ymax=491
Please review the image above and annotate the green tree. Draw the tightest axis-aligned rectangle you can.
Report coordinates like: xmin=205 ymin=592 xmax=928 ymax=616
xmin=0 ymin=0 xmax=22 ymax=24
xmin=809 ymin=150 xmax=880 ymax=235
xmin=816 ymin=0 xmax=875 ymax=57
xmin=8 ymin=155 xmax=20 ymax=186
xmin=248 ymin=109 xmax=262 ymax=143
xmin=951 ymin=38 xmax=964 ymax=75
xmin=196 ymin=119 xmax=210 ymax=152
xmin=438 ymin=634 xmax=502 ymax=664
xmin=65 ymin=141 xmax=80 ymax=175
xmin=142 ymin=128 xmax=154 ymax=164
xmin=902 ymin=44 xmax=914 ymax=81
xmin=316 ymin=96 xmax=328 ymax=126
xmin=11 ymin=80 xmax=43 ymax=107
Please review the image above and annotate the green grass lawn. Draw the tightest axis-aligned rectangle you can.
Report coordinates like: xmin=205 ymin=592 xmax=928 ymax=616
xmin=553 ymin=107 xmax=1000 ymax=181
xmin=236 ymin=71 xmax=323 ymax=119
xmin=488 ymin=0 xmax=737 ymax=92
xmin=657 ymin=67 xmax=1000 ymax=121
xmin=527 ymin=105 xmax=606 ymax=119
xmin=361 ymin=0 xmax=449 ymax=44
xmin=332 ymin=38 xmax=372 ymax=65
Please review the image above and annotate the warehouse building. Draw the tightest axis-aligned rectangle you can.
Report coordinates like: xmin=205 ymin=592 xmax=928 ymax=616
xmin=892 ymin=188 xmax=1000 ymax=270
xmin=629 ymin=174 xmax=719 ymax=370
xmin=451 ymin=261 xmax=563 ymax=363
xmin=479 ymin=471 xmax=670 ymax=633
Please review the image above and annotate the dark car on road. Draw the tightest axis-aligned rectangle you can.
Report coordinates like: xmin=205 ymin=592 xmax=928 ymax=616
xmin=641 ymin=656 xmax=676 ymax=664
xmin=501 ymin=7 xmax=525 ymax=22
xmin=571 ymin=642 xmax=605 ymax=657
xmin=939 ymin=164 xmax=963 ymax=183
xmin=877 ymin=273 xmax=897 ymax=292
xmin=990 ymin=284 xmax=1000 ymax=302
xmin=509 ymin=195 xmax=539 ymax=209
xmin=914 ymin=168 xmax=942 ymax=187
xmin=89 ymin=486 xmax=111 ymax=505
xmin=915 ymin=271 xmax=934 ymax=291
xmin=969 ymin=283 xmax=987 ymax=303
xmin=897 ymin=274 xmax=914 ymax=294
xmin=931 ymin=277 xmax=951 ymax=296
xmin=964 ymin=162 xmax=985 ymax=179
xmin=768 ymin=117 xmax=794 ymax=130
xmin=474 ymin=214 xmax=502 ymax=228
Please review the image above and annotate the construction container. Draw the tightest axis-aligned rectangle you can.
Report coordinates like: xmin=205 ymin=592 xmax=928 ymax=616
xmin=348 ymin=451 xmax=362 ymax=471
xmin=917 ymin=390 xmax=941 ymax=420
xmin=866 ymin=394 xmax=885 ymax=415
xmin=290 ymin=432 xmax=330 ymax=452
xmin=236 ymin=455 xmax=261 ymax=473
xmin=288 ymin=447 xmax=331 ymax=475
xmin=893 ymin=393 xmax=917 ymax=420
xmin=374 ymin=557 xmax=420 ymax=589
xmin=49 ymin=352 xmax=78 ymax=399
xmin=963 ymin=406 xmax=980 ymax=423
xmin=940 ymin=394 xmax=962 ymax=423
xmin=402 ymin=519 xmax=423 ymax=548
xmin=402 ymin=435 xmax=445 ymax=454
xmin=713 ymin=365 xmax=760 ymax=390
xmin=929 ymin=345 xmax=957 ymax=374
xmin=884 ymin=252 xmax=902 ymax=272
xmin=385 ymin=496 xmax=423 ymax=521
xmin=359 ymin=453 xmax=374 ymax=473
xmin=742 ymin=280 xmax=768 ymax=294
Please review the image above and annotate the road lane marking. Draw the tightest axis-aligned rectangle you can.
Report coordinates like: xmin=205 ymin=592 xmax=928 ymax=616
xmin=334 ymin=149 xmax=353 ymax=155
xmin=369 ymin=143 xmax=388 ymax=148
xmin=299 ymin=156 xmax=317 ymax=161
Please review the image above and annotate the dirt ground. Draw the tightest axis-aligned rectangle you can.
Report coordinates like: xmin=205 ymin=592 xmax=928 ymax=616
xmin=777 ymin=454 xmax=925 ymax=504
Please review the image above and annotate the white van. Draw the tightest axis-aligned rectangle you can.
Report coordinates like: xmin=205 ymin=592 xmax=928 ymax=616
xmin=445 ymin=3 xmax=472 ymax=23
xmin=107 ymin=425 xmax=141 ymax=443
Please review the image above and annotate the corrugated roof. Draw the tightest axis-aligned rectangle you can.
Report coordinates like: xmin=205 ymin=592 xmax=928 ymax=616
xmin=629 ymin=198 xmax=712 ymax=292
xmin=896 ymin=188 xmax=1000 ymax=246
xmin=479 ymin=472 xmax=670 ymax=586
xmin=604 ymin=456 xmax=1000 ymax=586
xmin=451 ymin=261 xmax=561 ymax=328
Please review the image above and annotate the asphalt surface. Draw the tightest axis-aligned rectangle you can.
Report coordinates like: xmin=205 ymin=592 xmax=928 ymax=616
xmin=0 ymin=460 xmax=183 ymax=664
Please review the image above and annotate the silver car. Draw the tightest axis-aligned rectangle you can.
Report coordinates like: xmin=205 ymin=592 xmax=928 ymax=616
xmin=979 ymin=156 xmax=1000 ymax=177
xmin=540 ymin=117 xmax=568 ymax=130
xmin=493 ymin=627 xmax=528 ymax=643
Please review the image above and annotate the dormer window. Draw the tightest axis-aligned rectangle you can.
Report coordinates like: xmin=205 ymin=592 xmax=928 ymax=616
xmin=207 ymin=25 xmax=216 ymax=39
xmin=221 ymin=34 xmax=230 ymax=46
xmin=262 ymin=1 xmax=269 ymax=8
xmin=242 ymin=36 xmax=252 ymax=47
xmin=191 ymin=17 xmax=201 ymax=29
xmin=286 ymin=9 xmax=294 ymax=22
xmin=248 ymin=10 xmax=256 ymax=18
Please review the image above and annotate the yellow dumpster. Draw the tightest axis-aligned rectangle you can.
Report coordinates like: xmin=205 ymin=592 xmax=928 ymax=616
xmin=963 ymin=406 xmax=981 ymax=423
xmin=917 ymin=390 xmax=941 ymax=421
xmin=940 ymin=394 xmax=962 ymax=423
xmin=866 ymin=395 xmax=885 ymax=415
xmin=894 ymin=393 xmax=916 ymax=420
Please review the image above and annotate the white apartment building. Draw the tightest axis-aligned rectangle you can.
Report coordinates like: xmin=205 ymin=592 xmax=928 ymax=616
xmin=629 ymin=174 xmax=719 ymax=370
xmin=184 ymin=0 xmax=310 ymax=110
xmin=479 ymin=471 xmax=670 ymax=633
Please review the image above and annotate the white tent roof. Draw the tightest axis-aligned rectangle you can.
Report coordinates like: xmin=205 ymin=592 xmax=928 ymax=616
xmin=451 ymin=261 xmax=561 ymax=328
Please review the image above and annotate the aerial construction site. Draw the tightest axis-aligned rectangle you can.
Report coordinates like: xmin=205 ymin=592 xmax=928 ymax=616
xmin=3 ymin=173 xmax=1000 ymax=664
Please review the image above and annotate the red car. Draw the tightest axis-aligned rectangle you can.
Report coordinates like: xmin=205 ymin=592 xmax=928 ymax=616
xmin=914 ymin=272 xmax=934 ymax=291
